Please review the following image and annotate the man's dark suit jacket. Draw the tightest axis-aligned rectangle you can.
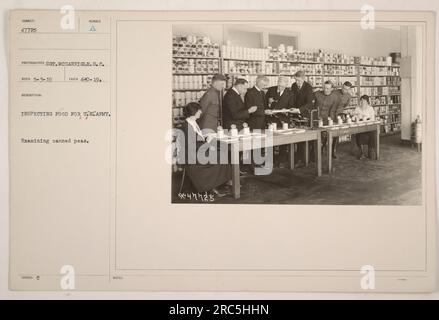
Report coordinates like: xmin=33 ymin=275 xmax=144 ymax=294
xmin=266 ymin=86 xmax=295 ymax=110
xmin=222 ymin=88 xmax=249 ymax=130
xmin=265 ymin=86 xmax=295 ymax=125
xmin=291 ymin=81 xmax=315 ymax=118
xmin=244 ymin=86 xmax=266 ymax=130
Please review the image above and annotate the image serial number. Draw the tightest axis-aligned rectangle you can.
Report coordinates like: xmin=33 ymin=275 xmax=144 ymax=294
xmin=212 ymin=304 xmax=269 ymax=315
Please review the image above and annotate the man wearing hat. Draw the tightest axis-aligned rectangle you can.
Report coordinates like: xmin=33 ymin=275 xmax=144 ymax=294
xmin=198 ymin=74 xmax=227 ymax=131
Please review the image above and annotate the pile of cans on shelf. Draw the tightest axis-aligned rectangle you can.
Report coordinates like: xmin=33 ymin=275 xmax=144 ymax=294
xmin=356 ymin=56 xmax=393 ymax=66
xmin=360 ymin=76 xmax=387 ymax=86
xmin=173 ymin=75 xmax=213 ymax=90
xmin=322 ymin=52 xmax=356 ymax=64
xmin=278 ymin=62 xmax=323 ymax=75
xmin=173 ymin=91 xmax=205 ymax=108
xmin=388 ymin=67 xmax=400 ymax=76
xmin=388 ymin=86 xmax=400 ymax=94
xmin=222 ymin=60 xmax=275 ymax=74
xmin=221 ymin=44 xmax=270 ymax=61
xmin=360 ymin=86 xmax=389 ymax=96
xmin=323 ymin=64 xmax=356 ymax=76
xmin=172 ymin=58 xmax=220 ymax=74
xmin=370 ymin=96 xmax=388 ymax=106
xmin=269 ymin=47 xmax=323 ymax=63
xmin=173 ymin=35 xmax=220 ymax=58
xmin=387 ymin=76 xmax=401 ymax=86
xmin=358 ymin=66 xmax=391 ymax=76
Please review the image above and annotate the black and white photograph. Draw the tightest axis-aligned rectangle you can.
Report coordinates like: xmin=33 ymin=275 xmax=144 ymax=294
xmin=171 ymin=23 xmax=423 ymax=205
xmin=3 ymin=5 xmax=437 ymax=297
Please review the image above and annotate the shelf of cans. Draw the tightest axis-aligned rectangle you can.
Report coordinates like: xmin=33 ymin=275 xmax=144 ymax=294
xmin=360 ymin=86 xmax=389 ymax=96
xmin=173 ymin=35 xmax=220 ymax=58
xmin=173 ymin=75 xmax=213 ymax=90
xmin=172 ymin=36 xmax=402 ymax=128
xmin=382 ymin=113 xmax=401 ymax=125
xmin=323 ymin=52 xmax=356 ymax=64
xmin=357 ymin=55 xmax=393 ymax=66
xmin=221 ymin=44 xmax=270 ymax=61
xmin=269 ymin=46 xmax=324 ymax=62
xmin=323 ymin=64 xmax=356 ymax=76
xmin=323 ymin=76 xmax=358 ymax=87
xmin=388 ymin=95 xmax=401 ymax=104
xmin=222 ymin=44 xmax=362 ymax=65
xmin=360 ymin=76 xmax=387 ymax=86
xmin=370 ymin=95 xmax=388 ymax=106
xmin=306 ymin=76 xmax=323 ymax=88
xmin=374 ymin=105 xmax=389 ymax=116
xmin=172 ymin=91 xmax=205 ymax=111
xmin=222 ymin=60 xmax=324 ymax=75
xmin=358 ymin=65 xmax=400 ymax=76
xmin=388 ymin=104 xmax=401 ymax=113
xmin=388 ymin=66 xmax=400 ymax=76
xmin=222 ymin=60 xmax=276 ymax=75
xmin=173 ymin=57 xmax=220 ymax=74
xmin=382 ymin=123 xmax=401 ymax=134
xmin=269 ymin=47 xmax=356 ymax=64
xmin=387 ymin=76 xmax=401 ymax=86
xmin=279 ymin=63 xmax=323 ymax=75
xmin=388 ymin=86 xmax=401 ymax=94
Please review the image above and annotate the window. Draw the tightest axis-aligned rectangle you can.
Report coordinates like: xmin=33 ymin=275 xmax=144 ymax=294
xmin=268 ymin=33 xmax=298 ymax=49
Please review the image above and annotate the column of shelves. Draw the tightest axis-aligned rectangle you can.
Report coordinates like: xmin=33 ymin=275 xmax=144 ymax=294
xmin=172 ymin=55 xmax=221 ymax=126
xmin=173 ymin=38 xmax=402 ymax=136
xmin=386 ymin=66 xmax=401 ymax=134
xmin=357 ymin=64 xmax=401 ymax=135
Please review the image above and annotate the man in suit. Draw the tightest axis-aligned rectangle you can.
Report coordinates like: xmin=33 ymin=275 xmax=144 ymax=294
xmin=222 ymin=78 xmax=258 ymax=175
xmin=291 ymin=71 xmax=315 ymax=118
xmin=222 ymin=78 xmax=257 ymax=130
xmin=291 ymin=71 xmax=315 ymax=167
xmin=265 ymin=76 xmax=296 ymax=126
xmin=244 ymin=75 xmax=269 ymax=130
xmin=265 ymin=76 xmax=297 ymax=168
xmin=198 ymin=74 xmax=227 ymax=132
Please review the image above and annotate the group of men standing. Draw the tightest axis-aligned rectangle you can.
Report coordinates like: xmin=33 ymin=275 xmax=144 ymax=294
xmin=197 ymin=71 xmax=353 ymax=167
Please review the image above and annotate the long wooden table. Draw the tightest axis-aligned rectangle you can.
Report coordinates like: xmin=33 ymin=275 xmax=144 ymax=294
xmin=320 ymin=121 xmax=381 ymax=173
xmin=218 ymin=129 xmax=322 ymax=199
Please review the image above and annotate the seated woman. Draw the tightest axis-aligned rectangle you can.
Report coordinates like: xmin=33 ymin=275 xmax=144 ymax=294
xmin=353 ymin=95 xmax=376 ymax=160
xmin=177 ymin=102 xmax=231 ymax=197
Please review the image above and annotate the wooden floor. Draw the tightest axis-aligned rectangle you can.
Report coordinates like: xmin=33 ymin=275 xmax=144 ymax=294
xmin=172 ymin=134 xmax=422 ymax=205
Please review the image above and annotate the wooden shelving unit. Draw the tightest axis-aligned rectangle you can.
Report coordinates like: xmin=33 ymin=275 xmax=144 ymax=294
xmin=172 ymin=49 xmax=221 ymax=126
xmin=172 ymin=37 xmax=402 ymax=135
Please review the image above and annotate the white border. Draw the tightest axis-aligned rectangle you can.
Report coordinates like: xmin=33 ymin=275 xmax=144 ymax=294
xmin=1 ymin=0 xmax=438 ymax=299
